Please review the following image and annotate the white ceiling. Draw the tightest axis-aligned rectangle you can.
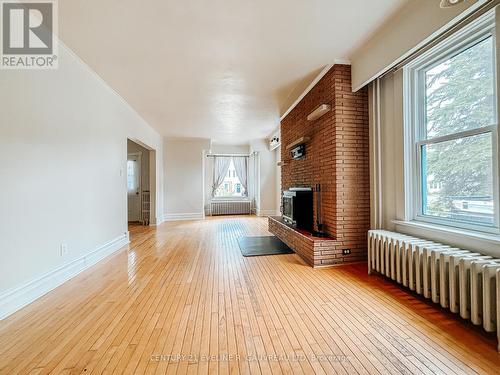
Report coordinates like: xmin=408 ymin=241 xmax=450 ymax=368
xmin=58 ymin=0 xmax=407 ymax=144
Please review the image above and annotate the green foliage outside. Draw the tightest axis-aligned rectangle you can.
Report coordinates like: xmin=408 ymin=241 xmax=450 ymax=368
xmin=424 ymin=36 xmax=495 ymax=223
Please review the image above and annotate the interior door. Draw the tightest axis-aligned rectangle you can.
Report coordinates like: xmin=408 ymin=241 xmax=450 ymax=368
xmin=127 ymin=153 xmax=142 ymax=222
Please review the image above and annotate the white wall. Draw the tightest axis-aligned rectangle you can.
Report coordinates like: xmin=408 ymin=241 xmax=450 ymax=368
xmin=0 ymin=43 xmax=164 ymax=317
xmin=250 ymin=139 xmax=279 ymax=216
xmin=350 ymin=0 xmax=482 ymax=90
xmin=164 ymin=138 xmax=210 ymax=220
xmin=211 ymin=144 xmax=250 ymax=155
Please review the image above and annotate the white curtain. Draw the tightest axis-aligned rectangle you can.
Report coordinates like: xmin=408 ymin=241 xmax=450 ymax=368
xmin=212 ymin=156 xmax=231 ymax=197
xmin=233 ymin=156 xmax=248 ymax=196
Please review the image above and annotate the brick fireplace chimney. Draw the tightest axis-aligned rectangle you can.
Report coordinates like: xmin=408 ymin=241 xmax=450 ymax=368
xmin=276 ymin=64 xmax=370 ymax=267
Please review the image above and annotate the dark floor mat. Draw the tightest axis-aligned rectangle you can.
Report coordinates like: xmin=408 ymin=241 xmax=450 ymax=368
xmin=238 ymin=236 xmax=294 ymax=257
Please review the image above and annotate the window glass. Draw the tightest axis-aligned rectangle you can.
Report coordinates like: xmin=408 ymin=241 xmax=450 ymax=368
xmin=214 ymin=159 xmax=246 ymax=197
xmin=421 ymin=133 xmax=494 ymax=226
xmin=127 ymin=160 xmax=139 ymax=192
xmin=425 ymin=37 xmax=495 ymax=139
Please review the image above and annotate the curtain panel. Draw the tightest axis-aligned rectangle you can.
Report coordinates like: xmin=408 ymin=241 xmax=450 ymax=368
xmin=232 ymin=156 xmax=248 ymax=195
xmin=211 ymin=156 xmax=231 ymax=197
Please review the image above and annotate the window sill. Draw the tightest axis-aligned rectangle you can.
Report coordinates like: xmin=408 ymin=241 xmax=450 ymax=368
xmin=392 ymin=219 xmax=500 ymax=248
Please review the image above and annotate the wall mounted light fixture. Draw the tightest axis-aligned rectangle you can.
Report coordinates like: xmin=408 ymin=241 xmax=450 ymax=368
xmin=440 ymin=0 xmax=465 ymax=8
xmin=307 ymin=104 xmax=331 ymax=121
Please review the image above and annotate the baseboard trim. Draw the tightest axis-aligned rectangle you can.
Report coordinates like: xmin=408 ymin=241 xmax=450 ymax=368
xmin=256 ymin=210 xmax=280 ymax=217
xmin=312 ymin=260 xmax=367 ymax=269
xmin=163 ymin=212 xmax=205 ymax=222
xmin=150 ymin=217 xmax=163 ymax=226
xmin=0 ymin=232 xmax=130 ymax=321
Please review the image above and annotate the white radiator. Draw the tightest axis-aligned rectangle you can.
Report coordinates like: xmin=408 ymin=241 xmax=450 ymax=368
xmin=210 ymin=201 xmax=251 ymax=216
xmin=368 ymin=230 xmax=500 ymax=351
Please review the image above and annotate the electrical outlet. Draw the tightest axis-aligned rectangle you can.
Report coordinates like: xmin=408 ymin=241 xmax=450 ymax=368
xmin=60 ymin=243 xmax=68 ymax=257
xmin=342 ymin=249 xmax=351 ymax=255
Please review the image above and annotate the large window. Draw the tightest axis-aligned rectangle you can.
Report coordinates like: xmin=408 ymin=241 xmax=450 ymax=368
xmin=405 ymin=12 xmax=499 ymax=233
xmin=214 ymin=158 xmax=247 ymax=198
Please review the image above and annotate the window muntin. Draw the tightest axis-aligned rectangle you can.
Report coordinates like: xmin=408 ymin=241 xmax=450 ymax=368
xmin=406 ymin=13 xmax=499 ymax=233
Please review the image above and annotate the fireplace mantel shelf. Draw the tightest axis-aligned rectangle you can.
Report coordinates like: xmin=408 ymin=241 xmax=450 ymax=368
xmin=285 ymin=137 xmax=310 ymax=150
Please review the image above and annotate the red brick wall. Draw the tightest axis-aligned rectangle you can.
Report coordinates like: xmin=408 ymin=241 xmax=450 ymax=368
xmin=280 ymin=64 xmax=369 ymax=263
xmin=269 ymin=216 xmax=341 ymax=267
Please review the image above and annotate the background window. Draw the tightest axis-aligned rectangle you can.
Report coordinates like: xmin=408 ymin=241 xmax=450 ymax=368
xmin=214 ymin=159 xmax=246 ymax=197
xmin=406 ymin=16 xmax=499 ymax=232
xmin=127 ymin=159 xmax=139 ymax=192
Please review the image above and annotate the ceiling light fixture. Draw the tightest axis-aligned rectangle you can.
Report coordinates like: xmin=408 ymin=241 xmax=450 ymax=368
xmin=440 ymin=0 xmax=465 ymax=8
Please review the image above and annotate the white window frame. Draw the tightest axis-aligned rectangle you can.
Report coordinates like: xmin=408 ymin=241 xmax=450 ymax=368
xmin=403 ymin=9 xmax=500 ymax=235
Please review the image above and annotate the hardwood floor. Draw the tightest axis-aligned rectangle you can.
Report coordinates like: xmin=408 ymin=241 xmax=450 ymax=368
xmin=0 ymin=216 xmax=499 ymax=374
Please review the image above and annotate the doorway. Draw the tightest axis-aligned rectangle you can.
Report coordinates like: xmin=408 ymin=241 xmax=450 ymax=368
xmin=127 ymin=152 xmax=142 ymax=222
xmin=127 ymin=139 xmax=156 ymax=225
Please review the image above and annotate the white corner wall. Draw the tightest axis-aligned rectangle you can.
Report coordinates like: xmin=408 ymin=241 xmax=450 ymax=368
xmin=250 ymin=139 xmax=279 ymax=216
xmin=0 ymin=43 xmax=164 ymax=319
xmin=164 ymin=138 xmax=210 ymax=221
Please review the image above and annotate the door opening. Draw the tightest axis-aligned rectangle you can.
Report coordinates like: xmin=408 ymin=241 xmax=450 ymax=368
xmin=127 ymin=139 xmax=156 ymax=226
xmin=127 ymin=152 xmax=142 ymax=222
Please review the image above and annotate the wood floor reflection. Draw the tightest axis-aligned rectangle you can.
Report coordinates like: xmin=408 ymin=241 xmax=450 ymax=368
xmin=0 ymin=216 xmax=499 ymax=374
